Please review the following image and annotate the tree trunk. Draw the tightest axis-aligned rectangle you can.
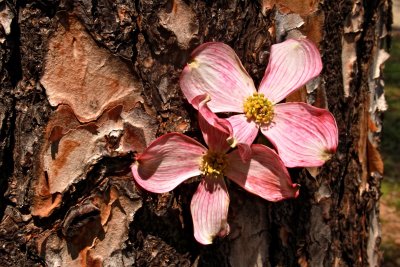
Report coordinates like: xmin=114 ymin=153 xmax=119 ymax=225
xmin=0 ymin=0 xmax=391 ymax=266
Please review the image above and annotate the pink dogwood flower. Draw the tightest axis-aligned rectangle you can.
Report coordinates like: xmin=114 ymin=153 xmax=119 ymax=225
xmin=180 ymin=39 xmax=338 ymax=168
xmin=131 ymin=95 xmax=299 ymax=245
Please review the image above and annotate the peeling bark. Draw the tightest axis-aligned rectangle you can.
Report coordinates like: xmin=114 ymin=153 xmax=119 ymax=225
xmin=0 ymin=0 xmax=391 ymax=266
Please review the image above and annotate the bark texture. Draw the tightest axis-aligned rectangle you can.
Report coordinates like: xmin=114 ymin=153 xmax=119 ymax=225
xmin=0 ymin=0 xmax=391 ymax=266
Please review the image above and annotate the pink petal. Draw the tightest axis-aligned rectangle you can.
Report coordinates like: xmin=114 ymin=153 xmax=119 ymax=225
xmin=261 ymin=102 xmax=338 ymax=168
xmin=258 ymin=38 xmax=322 ymax=103
xmin=131 ymin=133 xmax=206 ymax=193
xmin=225 ymin=144 xmax=299 ymax=201
xmin=226 ymin=114 xmax=259 ymax=146
xmin=180 ymin=42 xmax=256 ymax=113
xmin=191 ymin=177 xmax=230 ymax=245
xmin=193 ymin=94 xmax=234 ymax=153
xmin=226 ymin=114 xmax=259 ymax=161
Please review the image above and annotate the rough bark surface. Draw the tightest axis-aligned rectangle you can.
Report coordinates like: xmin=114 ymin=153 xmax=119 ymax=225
xmin=0 ymin=0 xmax=391 ymax=266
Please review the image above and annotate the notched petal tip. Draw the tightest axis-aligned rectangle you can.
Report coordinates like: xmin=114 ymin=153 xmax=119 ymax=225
xmin=217 ymin=221 xmax=230 ymax=238
xmin=131 ymin=160 xmax=140 ymax=169
xmin=197 ymin=220 xmax=230 ymax=245
xmin=188 ymin=58 xmax=199 ymax=69
xmin=227 ymin=136 xmax=238 ymax=148
xmin=320 ymin=148 xmax=336 ymax=161
xmin=192 ymin=93 xmax=211 ymax=109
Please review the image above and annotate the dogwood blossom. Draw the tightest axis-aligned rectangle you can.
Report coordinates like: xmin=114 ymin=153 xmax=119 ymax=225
xmin=131 ymin=96 xmax=299 ymax=245
xmin=180 ymin=39 xmax=338 ymax=167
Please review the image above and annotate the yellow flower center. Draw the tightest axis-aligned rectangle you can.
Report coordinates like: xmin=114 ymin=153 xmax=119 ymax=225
xmin=243 ymin=92 xmax=274 ymax=125
xmin=200 ymin=151 xmax=227 ymax=179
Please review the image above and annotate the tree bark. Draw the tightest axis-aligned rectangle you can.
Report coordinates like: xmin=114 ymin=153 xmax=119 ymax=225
xmin=0 ymin=0 xmax=391 ymax=266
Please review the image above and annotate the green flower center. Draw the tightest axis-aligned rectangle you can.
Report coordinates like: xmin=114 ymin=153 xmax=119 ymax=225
xmin=243 ymin=92 xmax=274 ymax=125
xmin=200 ymin=151 xmax=227 ymax=179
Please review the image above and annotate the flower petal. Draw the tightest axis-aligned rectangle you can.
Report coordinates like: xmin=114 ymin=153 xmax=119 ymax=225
xmin=225 ymin=144 xmax=299 ymax=201
xmin=191 ymin=177 xmax=230 ymax=245
xmin=193 ymin=94 xmax=233 ymax=153
xmin=261 ymin=102 xmax=338 ymax=167
xmin=259 ymin=38 xmax=322 ymax=103
xmin=226 ymin=114 xmax=259 ymax=161
xmin=132 ymin=133 xmax=206 ymax=193
xmin=226 ymin=114 xmax=259 ymax=146
xmin=180 ymin=42 xmax=256 ymax=113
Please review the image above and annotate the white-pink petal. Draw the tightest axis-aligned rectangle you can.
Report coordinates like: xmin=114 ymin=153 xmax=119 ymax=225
xmin=131 ymin=133 xmax=206 ymax=193
xmin=191 ymin=177 xmax=230 ymax=245
xmin=261 ymin=102 xmax=338 ymax=168
xmin=180 ymin=42 xmax=256 ymax=113
xmin=259 ymin=38 xmax=322 ymax=104
xmin=225 ymin=144 xmax=299 ymax=202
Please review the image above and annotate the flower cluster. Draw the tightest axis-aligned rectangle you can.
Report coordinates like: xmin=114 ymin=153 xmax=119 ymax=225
xmin=132 ymin=38 xmax=338 ymax=245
